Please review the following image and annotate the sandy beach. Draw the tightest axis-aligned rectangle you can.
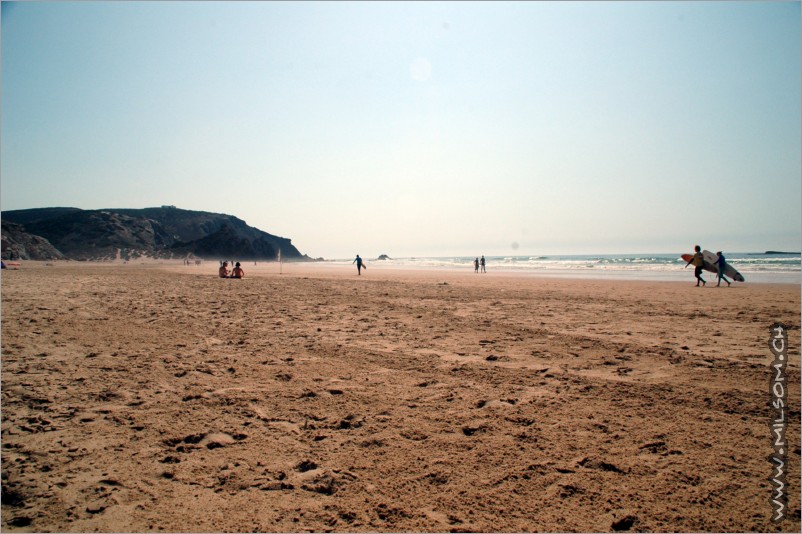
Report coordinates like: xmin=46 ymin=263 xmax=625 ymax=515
xmin=1 ymin=261 xmax=800 ymax=532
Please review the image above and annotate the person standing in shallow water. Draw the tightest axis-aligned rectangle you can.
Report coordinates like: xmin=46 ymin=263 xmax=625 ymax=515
xmin=685 ymin=245 xmax=706 ymax=287
xmin=480 ymin=255 xmax=486 ymax=273
xmin=353 ymin=254 xmax=366 ymax=275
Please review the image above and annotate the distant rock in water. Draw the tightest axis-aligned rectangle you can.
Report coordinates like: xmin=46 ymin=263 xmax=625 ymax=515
xmin=765 ymin=251 xmax=800 ymax=255
xmin=377 ymin=254 xmax=392 ymax=260
xmin=1 ymin=206 xmax=310 ymax=262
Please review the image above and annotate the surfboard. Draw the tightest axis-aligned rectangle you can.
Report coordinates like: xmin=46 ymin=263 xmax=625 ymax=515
xmin=681 ymin=253 xmax=717 ymax=275
xmin=702 ymin=250 xmax=745 ymax=282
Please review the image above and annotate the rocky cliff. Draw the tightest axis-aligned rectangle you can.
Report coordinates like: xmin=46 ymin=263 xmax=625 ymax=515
xmin=1 ymin=221 xmax=65 ymax=261
xmin=1 ymin=206 xmax=307 ymax=261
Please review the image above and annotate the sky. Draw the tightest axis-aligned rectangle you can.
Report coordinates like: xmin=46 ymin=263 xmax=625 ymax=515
xmin=2 ymin=1 xmax=800 ymax=259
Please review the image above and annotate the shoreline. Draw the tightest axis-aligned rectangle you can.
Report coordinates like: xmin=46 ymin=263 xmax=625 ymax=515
xmin=7 ymin=259 xmax=801 ymax=285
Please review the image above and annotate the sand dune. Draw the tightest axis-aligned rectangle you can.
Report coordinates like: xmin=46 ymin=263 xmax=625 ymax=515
xmin=2 ymin=261 xmax=799 ymax=532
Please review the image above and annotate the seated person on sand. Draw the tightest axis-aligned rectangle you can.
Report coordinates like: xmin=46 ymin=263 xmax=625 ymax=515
xmin=231 ymin=262 xmax=245 ymax=279
xmin=219 ymin=262 xmax=230 ymax=278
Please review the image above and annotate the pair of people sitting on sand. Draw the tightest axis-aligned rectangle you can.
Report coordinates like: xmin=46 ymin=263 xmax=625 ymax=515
xmin=219 ymin=261 xmax=244 ymax=279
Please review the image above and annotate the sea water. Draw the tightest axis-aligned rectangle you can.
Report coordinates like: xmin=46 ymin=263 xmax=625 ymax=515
xmin=327 ymin=253 xmax=801 ymax=284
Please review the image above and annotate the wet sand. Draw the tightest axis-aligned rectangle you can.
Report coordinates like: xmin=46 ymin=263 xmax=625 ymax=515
xmin=2 ymin=261 xmax=800 ymax=532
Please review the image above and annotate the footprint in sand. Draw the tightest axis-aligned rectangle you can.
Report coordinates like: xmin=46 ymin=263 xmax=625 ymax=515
xmin=163 ymin=432 xmax=247 ymax=452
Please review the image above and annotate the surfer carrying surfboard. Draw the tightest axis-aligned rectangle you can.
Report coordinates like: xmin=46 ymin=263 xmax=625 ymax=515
xmin=685 ymin=245 xmax=706 ymax=287
xmin=715 ymin=252 xmax=731 ymax=287
xmin=353 ymin=254 xmax=366 ymax=276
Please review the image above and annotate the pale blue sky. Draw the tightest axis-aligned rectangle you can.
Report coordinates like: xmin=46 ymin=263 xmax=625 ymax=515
xmin=2 ymin=1 xmax=800 ymax=258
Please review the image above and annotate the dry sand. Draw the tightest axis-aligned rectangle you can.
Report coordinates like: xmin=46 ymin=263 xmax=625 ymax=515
xmin=1 ymin=261 xmax=800 ymax=532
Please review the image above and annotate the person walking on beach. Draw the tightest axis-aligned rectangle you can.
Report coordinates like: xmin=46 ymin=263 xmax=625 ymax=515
xmin=685 ymin=245 xmax=706 ymax=286
xmin=353 ymin=254 xmax=366 ymax=275
xmin=474 ymin=257 xmax=479 ymax=273
xmin=480 ymin=255 xmax=486 ymax=273
xmin=715 ymin=251 xmax=731 ymax=287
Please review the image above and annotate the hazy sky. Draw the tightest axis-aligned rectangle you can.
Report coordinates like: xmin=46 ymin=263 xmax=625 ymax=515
xmin=2 ymin=1 xmax=800 ymax=258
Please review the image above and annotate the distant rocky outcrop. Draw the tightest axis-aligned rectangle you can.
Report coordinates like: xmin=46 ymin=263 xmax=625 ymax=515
xmin=377 ymin=254 xmax=392 ymax=260
xmin=1 ymin=206 xmax=308 ymax=261
xmin=1 ymin=221 xmax=64 ymax=260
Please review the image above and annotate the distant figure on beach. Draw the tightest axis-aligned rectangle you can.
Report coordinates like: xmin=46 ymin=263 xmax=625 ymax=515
xmin=231 ymin=262 xmax=245 ymax=279
xmin=480 ymin=255 xmax=486 ymax=273
xmin=685 ymin=245 xmax=706 ymax=286
xmin=715 ymin=252 xmax=731 ymax=287
xmin=219 ymin=261 xmax=230 ymax=278
xmin=353 ymin=254 xmax=366 ymax=275
xmin=474 ymin=257 xmax=479 ymax=273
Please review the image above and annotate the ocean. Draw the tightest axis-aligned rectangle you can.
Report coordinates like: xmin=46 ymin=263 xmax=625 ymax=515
xmin=327 ymin=253 xmax=801 ymax=284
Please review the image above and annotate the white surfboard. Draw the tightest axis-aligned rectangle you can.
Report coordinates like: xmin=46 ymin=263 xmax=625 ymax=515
xmin=702 ymin=250 xmax=745 ymax=282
